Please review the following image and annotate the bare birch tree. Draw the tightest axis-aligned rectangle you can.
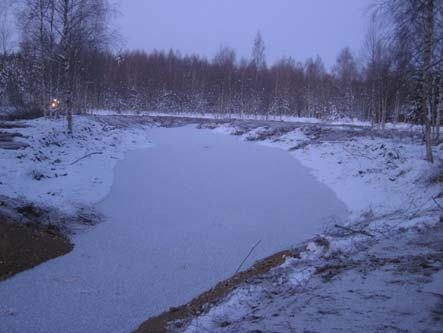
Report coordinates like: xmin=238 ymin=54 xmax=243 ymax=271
xmin=373 ymin=0 xmax=440 ymax=162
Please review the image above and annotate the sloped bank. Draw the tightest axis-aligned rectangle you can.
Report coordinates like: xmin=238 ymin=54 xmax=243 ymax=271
xmin=0 ymin=116 xmax=154 ymax=214
xmin=0 ymin=197 xmax=73 ymax=281
xmin=0 ymin=116 xmax=152 ymax=281
xmin=0 ymin=193 xmax=104 ymax=281
xmin=135 ymin=118 xmax=443 ymax=333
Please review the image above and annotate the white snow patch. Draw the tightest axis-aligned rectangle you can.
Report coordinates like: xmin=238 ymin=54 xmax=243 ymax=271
xmin=0 ymin=116 xmax=152 ymax=214
xmin=288 ymin=267 xmax=315 ymax=287
xmin=300 ymin=241 xmax=326 ymax=260
xmin=211 ymin=124 xmax=237 ymax=135
xmin=185 ymin=286 xmax=262 ymax=333
xmin=246 ymin=131 xmax=441 ymax=218
xmin=92 ymin=109 xmax=438 ymax=132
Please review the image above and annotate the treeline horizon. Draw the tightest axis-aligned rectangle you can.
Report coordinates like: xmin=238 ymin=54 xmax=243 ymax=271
xmin=0 ymin=0 xmax=442 ymax=161
xmin=0 ymin=33 xmax=420 ymax=123
xmin=84 ymin=43 xmax=386 ymax=121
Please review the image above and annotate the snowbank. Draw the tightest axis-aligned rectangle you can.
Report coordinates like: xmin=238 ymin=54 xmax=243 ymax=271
xmin=0 ymin=116 xmax=153 ymax=214
xmin=91 ymin=109 xmax=429 ymax=131
xmin=214 ymin=122 xmax=442 ymax=218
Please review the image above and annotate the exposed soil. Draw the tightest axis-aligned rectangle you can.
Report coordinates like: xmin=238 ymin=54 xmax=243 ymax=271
xmin=135 ymin=249 xmax=297 ymax=333
xmin=0 ymin=216 xmax=73 ymax=281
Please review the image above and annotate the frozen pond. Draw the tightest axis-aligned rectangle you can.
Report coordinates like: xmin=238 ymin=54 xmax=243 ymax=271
xmin=0 ymin=126 xmax=347 ymax=333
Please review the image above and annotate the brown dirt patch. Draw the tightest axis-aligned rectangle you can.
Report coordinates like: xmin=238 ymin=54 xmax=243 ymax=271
xmin=135 ymin=249 xmax=297 ymax=333
xmin=0 ymin=216 xmax=73 ymax=281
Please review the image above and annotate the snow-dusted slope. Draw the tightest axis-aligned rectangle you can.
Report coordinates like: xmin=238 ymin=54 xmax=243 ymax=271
xmin=212 ymin=123 xmax=442 ymax=218
xmin=0 ymin=116 xmax=152 ymax=214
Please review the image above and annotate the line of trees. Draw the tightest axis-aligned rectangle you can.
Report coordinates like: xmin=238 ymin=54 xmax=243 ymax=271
xmin=0 ymin=0 xmax=113 ymax=133
xmin=0 ymin=0 xmax=442 ymax=161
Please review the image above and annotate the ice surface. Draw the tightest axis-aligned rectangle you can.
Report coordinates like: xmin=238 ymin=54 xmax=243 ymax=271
xmin=0 ymin=126 xmax=347 ymax=333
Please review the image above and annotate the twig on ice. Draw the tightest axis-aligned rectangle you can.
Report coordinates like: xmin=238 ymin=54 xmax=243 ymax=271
xmin=70 ymin=152 xmax=103 ymax=165
xmin=334 ymin=224 xmax=374 ymax=238
xmin=234 ymin=239 xmax=262 ymax=275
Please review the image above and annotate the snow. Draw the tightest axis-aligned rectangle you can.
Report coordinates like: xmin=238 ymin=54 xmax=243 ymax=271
xmin=187 ymin=222 xmax=443 ymax=333
xmin=423 ymin=270 xmax=443 ymax=295
xmin=287 ymin=266 xmax=315 ymax=287
xmin=186 ymin=286 xmax=263 ymax=333
xmin=0 ymin=122 xmax=347 ymax=333
xmin=230 ymin=125 xmax=441 ymax=219
xmin=92 ymin=109 xmax=438 ymax=131
xmin=0 ymin=116 xmax=152 ymax=214
xmin=178 ymin=119 xmax=443 ymax=332
xmin=1 ymin=115 xmax=441 ymax=332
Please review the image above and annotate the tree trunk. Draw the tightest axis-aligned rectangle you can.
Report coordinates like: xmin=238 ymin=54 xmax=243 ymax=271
xmin=394 ymin=90 xmax=400 ymax=123
xmin=48 ymin=0 xmax=55 ymax=108
xmin=436 ymin=86 xmax=442 ymax=143
xmin=422 ymin=0 xmax=434 ymax=163
xmin=39 ymin=0 xmax=47 ymax=116
xmin=381 ymin=94 xmax=387 ymax=129
xmin=61 ymin=0 xmax=73 ymax=135
xmin=371 ymin=81 xmax=376 ymax=126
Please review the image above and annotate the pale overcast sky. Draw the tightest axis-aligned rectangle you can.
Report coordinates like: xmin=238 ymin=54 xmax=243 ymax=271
xmin=116 ymin=0 xmax=372 ymax=69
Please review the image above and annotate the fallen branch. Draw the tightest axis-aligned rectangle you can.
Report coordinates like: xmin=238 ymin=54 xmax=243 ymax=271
xmin=334 ymin=224 xmax=374 ymax=238
xmin=432 ymin=197 xmax=443 ymax=211
xmin=342 ymin=146 xmax=375 ymax=160
xmin=234 ymin=239 xmax=262 ymax=275
xmin=70 ymin=152 xmax=103 ymax=165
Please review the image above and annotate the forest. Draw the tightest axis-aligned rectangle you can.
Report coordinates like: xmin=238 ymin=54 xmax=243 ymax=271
xmin=0 ymin=0 xmax=442 ymax=161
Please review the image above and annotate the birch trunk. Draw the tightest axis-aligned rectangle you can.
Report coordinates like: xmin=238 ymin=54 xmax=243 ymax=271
xmin=61 ymin=0 xmax=72 ymax=134
xmin=422 ymin=0 xmax=434 ymax=163
xmin=436 ymin=86 xmax=442 ymax=143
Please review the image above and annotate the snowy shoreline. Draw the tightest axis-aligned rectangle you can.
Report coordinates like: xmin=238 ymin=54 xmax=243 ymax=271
xmin=134 ymin=116 xmax=443 ymax=332
xmin=1 ymin=116 xmax=347 ymax=333
xmin=1 ymin=115 xmax=442 ymax=332
xmin=213 ymin=122 xmax=442 ymax=218
xmin=92 ymin=109 xmax=439 ymax=132
xmin=0 ymin=116 xmax=154 ymax=218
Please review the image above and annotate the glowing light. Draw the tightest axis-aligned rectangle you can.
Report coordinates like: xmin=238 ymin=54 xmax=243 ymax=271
xmin=50 ymin=98 xmax=60 ymax=109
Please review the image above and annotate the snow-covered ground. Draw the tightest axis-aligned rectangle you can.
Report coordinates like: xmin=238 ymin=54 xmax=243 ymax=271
xmin=92 ymin=109 xmax=430 ymax=131
xmin=1 ymin=115 xmax=442 ymax=333
xmin=0 ymin=116 xmax=152 ymax=215
xmin=0 ymin=120 xmax=347 ymax=333
xmin=177 ymin=122 xmax=443 ymax=333
xmin=243 ymin=125 xmax=440 ymax=218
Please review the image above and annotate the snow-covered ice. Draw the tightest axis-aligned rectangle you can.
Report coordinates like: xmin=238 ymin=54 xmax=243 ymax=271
xmin=0 ymin=124 xmax=347 ymax=333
